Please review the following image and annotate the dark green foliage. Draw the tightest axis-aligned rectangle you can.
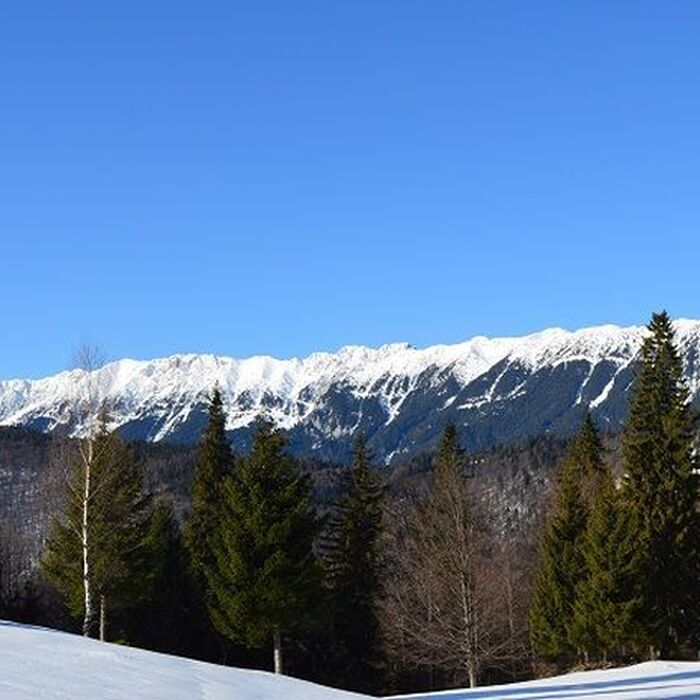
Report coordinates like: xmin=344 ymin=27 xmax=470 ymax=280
xmin=42 ymin=421 xmax=150 ymax=638
xmin=529 ymin=459 xmax=587 ymax=658
xmin=128 ymin=499 xmax=197 ymax=655
xmin=184 ymin=387 xmax=233 ymax=589
xmin=575 ymin=414 xmax=606 ymax=502
xmin=206 ymin=420 xmax=322 ymax=669
xmin=434 ymin=422 xmax=463 ymax=478
xmin=322 ymin=434 xmax=383 ymax=692
xmin=529 ymin=415 xmax=602 ymax=659
xmin=94 ymin=435 xmax=151 ymax=618
xmin=620 ymin=311 xmax=700 ymax=656
xmin=570 ymin=470 xmax=638 ymax=659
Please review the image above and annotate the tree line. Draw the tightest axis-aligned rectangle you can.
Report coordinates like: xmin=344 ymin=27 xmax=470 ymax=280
xmin=0 ymin=310 xmax=698 ymax=693
xmin=530 ymin=311 xmax=700 ymax=667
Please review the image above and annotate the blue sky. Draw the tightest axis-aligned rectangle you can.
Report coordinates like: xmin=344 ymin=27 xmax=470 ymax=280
xmin=3 ymin=1 xmax=700 ymax=378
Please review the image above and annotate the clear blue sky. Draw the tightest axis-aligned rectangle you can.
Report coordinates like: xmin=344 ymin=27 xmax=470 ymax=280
xmin=3 ymin=1 xmax=700 ymax=379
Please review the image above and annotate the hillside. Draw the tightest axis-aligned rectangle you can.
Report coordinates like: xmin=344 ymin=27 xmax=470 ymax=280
xmin=1 ymin=320 xmax=700 ymax=464
xmin=0 ymin=622 xmax=698 ymax=699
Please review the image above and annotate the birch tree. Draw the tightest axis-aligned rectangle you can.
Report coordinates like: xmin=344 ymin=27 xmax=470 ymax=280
xmin=48 ymin=345 xmax=105 ymax=636
xmin=42 ymin=348 xmax=149 ymax=640
xmin=42 ymin=417 xmax=149 ymax=639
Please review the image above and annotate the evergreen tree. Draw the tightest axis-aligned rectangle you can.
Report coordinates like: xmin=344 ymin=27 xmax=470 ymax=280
xmin=620 ymin=311 xmax=700 ymax=657
xmin=529 ymin=415 xmax=602 ymax=660
xmin=184 ymin=387 xmax=233 ymax=590
xmin=323 ymin=433 xmax=383 ymax=693
xmin=207 ymin=420 xmax=321 ymax=674
xmin=576 ymin=413 xmax=606 ymax=503
xmin=570 ymin=470 xmax=638 ymax=661
xmin=42 ymin=420 xmax=149 ymax=640
xmin=129 ymin=500 xmax=197 ymax=655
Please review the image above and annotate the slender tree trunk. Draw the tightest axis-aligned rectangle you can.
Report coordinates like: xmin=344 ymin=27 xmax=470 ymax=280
xmin=427 ymin=590 xmax=435 ymax=689
xmin=460 ymin=574 xmax=478 ymax=688
xmin=467 ymin=658 xmax=477 ymax=690
xmin=273 ymin=631 xmax=284 ymax=675
xmin=504 ymin=565 xmax=518 ymax=680
xmin=81 ymin=443 xmax=93 ymax=637
xmin=99 ymin=594 xmax=107 ymax=642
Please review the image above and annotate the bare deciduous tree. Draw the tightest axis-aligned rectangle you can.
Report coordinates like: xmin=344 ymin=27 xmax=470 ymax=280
xmin=380 ymin=426 xmax=531 ymax=689
xmin=0 ymin=521 xmax=30 ymax=613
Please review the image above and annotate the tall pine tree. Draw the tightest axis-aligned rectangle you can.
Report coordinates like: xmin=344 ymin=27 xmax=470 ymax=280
xmin=620 ymin=311 xmax=700 ymax=657
xmin=529 ymin=414 xmax=603 ymax=660
xmin=128 ymin=499 xmax=198 ymax=656
xmin=575 ymin=413 xmax=606 ymax=503
xmin=569 ymin=470 xmax=638 ymax=661
xmin=184 ymin=387 xmax=234 ymax=592
xmin=206 ymin=420 xmax=321 ymax=674
xmin=323 ymin=433 xmax=383 ymax=693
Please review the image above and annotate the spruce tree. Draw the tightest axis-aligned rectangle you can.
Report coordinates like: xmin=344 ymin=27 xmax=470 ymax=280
xmin=529 ymin=415 xmax=602 ymax=660
xmin=206 ymin=420 xmax=321 ymax=674
xmin=576 ymin=413 xmax=606 ymax=503
xmin=42 ymin=420 xmax=149 ymax=640
xmin=323 ymin=433 xmax=383 ymax=692
xmin=184 ymin=387 xmax=233 ymax=591
xmin=129 ymin=500 xmax=196 ymax=655
xmin=620 ymin=311 xmax=700 ymax=657
xmin=570 ymin=470 xmax=638 ymax=661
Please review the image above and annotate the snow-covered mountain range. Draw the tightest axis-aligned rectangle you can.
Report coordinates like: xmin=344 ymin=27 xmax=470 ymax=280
xmin=2 ymin=320 xmax=700 ymax=464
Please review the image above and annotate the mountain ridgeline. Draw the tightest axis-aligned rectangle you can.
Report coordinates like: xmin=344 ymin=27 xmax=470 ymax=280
xmin=2 ymin=320 xmax=700 ymax=464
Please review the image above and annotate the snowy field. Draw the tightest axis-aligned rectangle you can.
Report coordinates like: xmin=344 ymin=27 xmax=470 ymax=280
xmin=1 ymin=621 xmax=699 ymax=700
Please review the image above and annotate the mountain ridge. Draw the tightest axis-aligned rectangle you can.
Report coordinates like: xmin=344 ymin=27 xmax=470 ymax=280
xmin=2 ymin=319 xmax=700 ymax=463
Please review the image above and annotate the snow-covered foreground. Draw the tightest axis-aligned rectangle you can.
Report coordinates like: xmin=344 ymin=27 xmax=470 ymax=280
xmin=1 ymin=622 xmax=699 ymax=700
xmin=394 ymin=662 xmax=700 ymax=700
xmin=0 ymin=621 xmax=365 ymax=700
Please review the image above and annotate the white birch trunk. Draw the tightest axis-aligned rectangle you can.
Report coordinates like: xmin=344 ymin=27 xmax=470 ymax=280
xmin=273 ymin=631 xmax=283 ymax=675
xmin=99 ymin=594 xmax=106 ymax=642
xmin=461 ymin=575 xmax=478 ymax=688
xmin=81 ymin=440 xmax=93 ymax=637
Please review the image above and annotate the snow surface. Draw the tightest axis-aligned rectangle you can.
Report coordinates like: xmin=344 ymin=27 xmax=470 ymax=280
xmin=0 ymin=621 xmax=365 ymax=700
xmin=393 ymin=662 xmax=700 ymax=699
xmin=1 ymin=621 xmax=699 ymax=700
xmin=1 ymin=320 xmax=699 ymax=441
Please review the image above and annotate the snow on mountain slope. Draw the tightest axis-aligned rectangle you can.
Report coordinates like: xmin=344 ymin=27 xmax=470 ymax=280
xmin=1 ymin=320 xmax=700 ymax=463
xmin=1 ymin=622 xmax=699 ymax=700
